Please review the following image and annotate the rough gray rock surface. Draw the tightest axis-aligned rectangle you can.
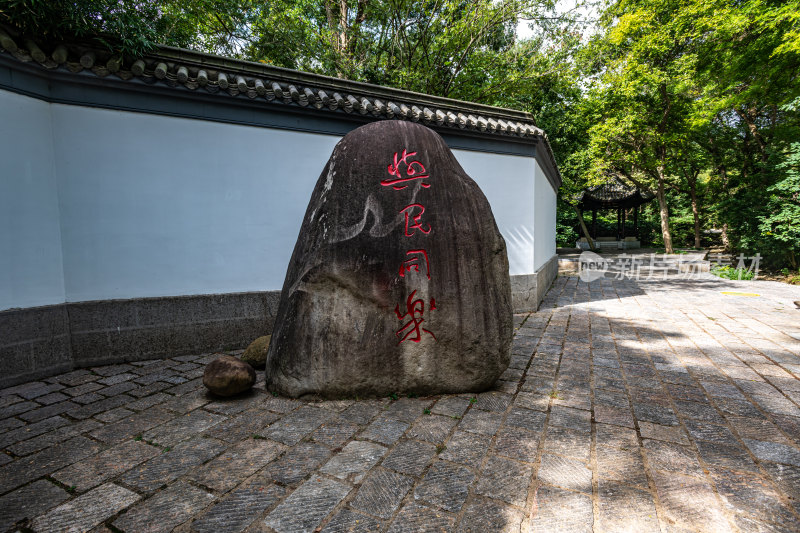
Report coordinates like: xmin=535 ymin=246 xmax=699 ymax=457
xmin=266 ymin=120 xmax=513 ymax=398
xmin=203 ymin=356 xmax=256 ymax=397
xmin=241 ymin=335 xmax=271 ymax=369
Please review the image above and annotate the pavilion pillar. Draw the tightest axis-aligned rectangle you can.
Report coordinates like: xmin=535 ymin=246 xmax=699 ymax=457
xmin=634 ymin=207 xmax=639 ymax=238
xmin=621 ymin=208 xmax=627 ymax=239
xmin=616 ymin=208 xmax=621 ymax=240
xmin=592 ymin=209 xmax=597 ymax=239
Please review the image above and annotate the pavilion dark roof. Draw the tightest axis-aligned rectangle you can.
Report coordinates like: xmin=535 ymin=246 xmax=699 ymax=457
xmin=576 ymin=180 xmax=655 ymax=210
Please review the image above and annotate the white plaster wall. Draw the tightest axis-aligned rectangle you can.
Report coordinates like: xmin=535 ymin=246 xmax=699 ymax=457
xmin=0 ymin=90 xmax=65 ymax=310
xmin=451 ymin=149 xmax=536 ymax=276
xmin=50 ymin=105 xmax=340 ymax=302
xmin=0 ymin=92 xmax=558 ymax=308
xmin=534 ymin=159 xmax=557 ymax=271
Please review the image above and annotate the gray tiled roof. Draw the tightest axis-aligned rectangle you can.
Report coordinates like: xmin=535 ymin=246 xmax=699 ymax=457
xmin=0 ymin=31 xmax=561 ymax=183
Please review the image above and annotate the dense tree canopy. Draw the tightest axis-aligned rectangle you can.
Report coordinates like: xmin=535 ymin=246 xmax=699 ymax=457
xmin=2 ymin=0 xmax=798 ymax=269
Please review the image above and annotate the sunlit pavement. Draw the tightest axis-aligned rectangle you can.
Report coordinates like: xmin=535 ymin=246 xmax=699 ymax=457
xmin=1 ymin=274 xmax=800 ymax=532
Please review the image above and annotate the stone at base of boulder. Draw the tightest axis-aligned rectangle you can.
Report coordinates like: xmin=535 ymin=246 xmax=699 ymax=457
xmin=241 ymin=335 xmax=271 ymax=369
xmin=203 ymin=355 xmax=256 ymax=396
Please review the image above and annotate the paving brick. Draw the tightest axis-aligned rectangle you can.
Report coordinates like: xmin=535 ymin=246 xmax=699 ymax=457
xmin=380 ymin=440 xmax=437 ymax=477
xmin=763 ymin=462 xmax=800 ymax=514
xmin=6 ymin=419 xmax=101 ymax=457
xmin=204 ymin=393 xmax=267 ymax=416
xmin=696 ymin=440 xmax=758 ymax=472
xmin=548 ymin=405 xmax=591 ymax=433
xmin=30 ymin=483 xmax=140 ymax=533
xmin=494 ymin=426 xmax=540 ymax=462
xmin=597 ymin=480 xmax=659 ymax=533
xmin=728 ymin=417 xmax=793 ymax=444
xmin=261 ymin=441 xmax=331 ymax=486
xmin=120 ymin=437 xmax=227 ymax=492
xmin=458 ymin=408 xmax=502 ymax=436
xmin=505 ymin=406 xmax=548 ymax=432
xmin=643 ymin=439 xmax=704 ymax=477
xmin=310 ymin=418 xmax=360 ymax=447
xmin=513 ymin=391 xmax=550 ymax=412
xmin=406 ymin=415 xmax=458 ymax=444
xmin=19 ymin=401 xmax=79 ymax=423
xmin=264 ymin=476 xmax=351 ymax=533
xmin=113 ymin=481 xmax=215 ymax=533
xmin=473 ymin=391 xmax=512 ymax=412
xmin=127 ymin=381 xmax=170 ymax=398
xmin=36 ymin=392 xmax=70 ymax=405
xmin=543 ymin=424 xmax=590 ymax=462
xmin=650 ymin=470 xmax=730 ymax=533
xmin=350 ymin=467 xmax=414 ymax=518
xmin=743 ymin=439 xmax=800 ymax=467
xmin=384 ymin=398 xmax=433 ymax=422
xmin=319 ymin=440 xmax=387 ymax=483
xmin=0 ymin=435 xmax=103 ymax=494
xmin=537 ymin=453 xmax=591 ymax=494
xmin=191 ymin=481 xmax=285 ymax=533
xmin=159 ymin=389 xmax=210 ymax=413
xmin=94 ymin=406 xmax=135 ymax=423
xmin=203 ymin=409 xmax=280 ymax=443
xmin=92 ymin=364 xmax=135 ymax=377
xmin=386 ymin=502 xmax=455 ymax=533
xmin=67 ymin=394 xmax=134 ymax=420
xmin=633 ymin=401 xmax=680 ymax=426
xmin=427 ymin=396 xmax=470 ymax=418
xmin=530 ymin=485 xmax=593 ymax=533
xmin=142 ymin=409 xmax=226 ymax=447
xmin=638 ymin=421 xmax=690 ymax=445
xmin=339 ymin=401 xmax=383 ymax=424
xmin=0 ymin=415 xmax=70 ymax=449
xmin=596 ymin=444 xmax=648 ymax=487
xmin=458 ymin=497 xmax=525 ymax=533
xmin=126 ymin=392 xmax=172 ymax=411
xmin=53 ymin=439 xmax=161 ymax=491
xmin=0 ymin=480 xmax=70 ymax=531
xmin=475 ymin=455 xmax=533 ymax=505
xmin=358 ymin=416 xmax=410 ymax=445
xmin=594 ymin=404 xmax=635 ymax=428
xmin=98 ymin=381 xmax=138 ymax=398
xmin=414 ymin=459 xmax=475 ymax=512
xmin=683 ymin=419 xmax=740 ymax=446
xmin=189 ymin=438 xmax=286 ymax=492
xmin=320 ymin=510 xmax=382 ymax=533
xmin=439 ymin=430 xmax=491 ymax=468
xmin=89 ymin=406 xmax=175 ymax=444
xmin=264 ymin=405 xmax=334 ymax=446
xmin=710 ymin=467 xmax=799 ymax=530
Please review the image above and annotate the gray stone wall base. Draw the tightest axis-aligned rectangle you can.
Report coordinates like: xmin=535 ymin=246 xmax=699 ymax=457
xmin=511 ymin=255 xmax=558 ymax=313
xmin=1 ymin=262 xmax=558 ymax=389
xmin=0 ymin=291 xmax=280 ymax=389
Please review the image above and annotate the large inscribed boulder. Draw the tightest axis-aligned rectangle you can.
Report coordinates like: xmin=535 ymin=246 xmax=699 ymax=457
xmin=266 ymin=121 xmax=513 ymax=398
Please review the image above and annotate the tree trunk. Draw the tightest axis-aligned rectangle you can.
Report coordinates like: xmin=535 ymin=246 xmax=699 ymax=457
xmin=574 ymin=207 xmax=596 ymax=251
xmin=688 ymin=173 xmax=701 ymax=249
xmin=721 ymin=223 xmax=730 ymax=251
xmin=656 ymin=160 xmax=674 ymax=254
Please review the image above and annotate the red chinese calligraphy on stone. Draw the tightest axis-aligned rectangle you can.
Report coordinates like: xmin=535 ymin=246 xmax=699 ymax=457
xmin=395 ymin=290 xmax=436 ymax=344
xmin=382 ymin=149 xmax=430 ymax=190
xmin=400 ymin=204 xmax=431 ymax=237
xmin=399 ymin=249 xmax=431 ymax=280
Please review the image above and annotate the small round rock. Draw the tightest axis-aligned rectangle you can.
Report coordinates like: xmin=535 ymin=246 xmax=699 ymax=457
xmin=203 ymin=355 xmax=256 ymax=397
xmin=241 ymin=335 xmax=271 ymax=369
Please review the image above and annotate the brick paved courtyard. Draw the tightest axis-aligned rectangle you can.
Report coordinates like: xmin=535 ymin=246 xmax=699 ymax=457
xmin=2 ymin=275 xmax=800 ymax=532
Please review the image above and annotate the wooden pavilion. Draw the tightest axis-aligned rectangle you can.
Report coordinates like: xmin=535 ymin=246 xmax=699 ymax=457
xmin=575 ymin=180 xmax=654 ymax=249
